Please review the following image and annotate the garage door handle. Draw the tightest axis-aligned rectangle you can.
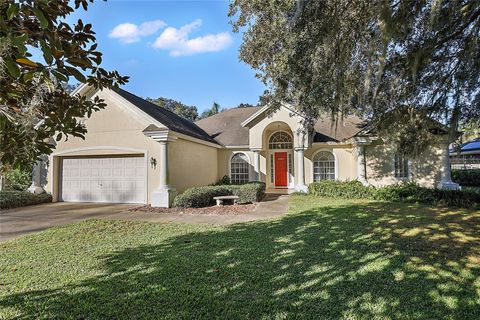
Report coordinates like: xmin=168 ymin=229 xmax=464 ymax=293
xmin=99 ymin=183 xmax=103 ymax=187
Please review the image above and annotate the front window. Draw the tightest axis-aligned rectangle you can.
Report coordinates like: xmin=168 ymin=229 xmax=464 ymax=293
xmin=230 ymin=153 xmax=249 ymax=184
xmin=313 ymin=151 xmax=335 ymax=181
xmin=269 ymin=132 xmax=293 ymax=149
xmin=394 ymin=152 xmax=409 ymax=178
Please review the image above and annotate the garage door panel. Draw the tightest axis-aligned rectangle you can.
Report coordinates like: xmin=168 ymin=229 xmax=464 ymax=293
xmin=61 ymin=156 xmax=145 ymax=204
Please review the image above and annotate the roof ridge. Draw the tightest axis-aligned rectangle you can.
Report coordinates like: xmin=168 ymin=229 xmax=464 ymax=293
xmin=117 ymin=88 xmax=199 ymax=125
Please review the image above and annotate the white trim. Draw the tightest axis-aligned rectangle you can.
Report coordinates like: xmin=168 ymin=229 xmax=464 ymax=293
xmin=270 ymin=149 xmax=295 ymax=189
xmin=311 ymin=149 xmax=339 ymax=181
xmin=52 ymin=146 xmax=147 ymax=156
xmin=267 ymin=130 xmax=293 ymax=149
xmin=103 ymin=89 xmax=168 ymax=129
xmin=241 ymin=103 xmax=306 ymax=127
xmin=228 ymin=151 xmax=252 ymax=183
xmin=172 ymin=132 xmax=222 ymax=149
xmin=225 ymin=145 xmax=250 ymax=149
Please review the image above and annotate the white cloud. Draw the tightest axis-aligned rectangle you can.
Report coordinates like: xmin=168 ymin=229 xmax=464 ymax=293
xmin=109 ymin=20 xmax=166 ymax=44
xmin=152 ymin=19 xmax=233 ymax=56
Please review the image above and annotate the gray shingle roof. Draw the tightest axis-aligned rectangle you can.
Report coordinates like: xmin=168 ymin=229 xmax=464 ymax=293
xmin=195 ymin=107 xmax=262 ymax=146
xmin=115 ymin=89 xmax=218 ymax=145
xmin=196 ymin=107 xmax=367 ymax=145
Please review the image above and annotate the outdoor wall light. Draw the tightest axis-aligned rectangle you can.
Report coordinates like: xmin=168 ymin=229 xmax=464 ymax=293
xmin=150 ymin=157 xmax=157 ymax=169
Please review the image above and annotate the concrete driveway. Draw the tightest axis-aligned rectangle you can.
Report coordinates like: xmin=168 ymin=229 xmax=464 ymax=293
xmin=0 ymin=202 xmax=136 ymax=242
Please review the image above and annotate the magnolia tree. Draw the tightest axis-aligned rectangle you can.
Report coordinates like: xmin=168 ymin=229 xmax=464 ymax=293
xmin=0 ymin=0 xmax=128 ymax=170
xmin=229 ymin=0 xmax=480 ymax=155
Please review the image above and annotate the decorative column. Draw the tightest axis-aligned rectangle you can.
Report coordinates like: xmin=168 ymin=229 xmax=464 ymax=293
xmin=295 ymin=147 xmax=308 ymax=192
xmin=356 ymin=144 xmax=369 ymax=186
xmin=144 ymin=128 xmax=177 ymax=207
xmin=28 ymin=155 xmax=47 ymax=194
xmin=251 ymin=149 xmax=261 ymax=181
xmin=437 ymin=142 xmax=460 ymax=190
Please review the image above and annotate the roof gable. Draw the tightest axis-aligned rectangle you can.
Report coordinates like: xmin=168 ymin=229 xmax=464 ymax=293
xmin=111 ymin=88 xmax=218 ymax=145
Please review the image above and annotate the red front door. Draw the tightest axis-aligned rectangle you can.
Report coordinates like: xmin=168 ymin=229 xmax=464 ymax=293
xmin=275 ymin=152 xmax=288 ymax=187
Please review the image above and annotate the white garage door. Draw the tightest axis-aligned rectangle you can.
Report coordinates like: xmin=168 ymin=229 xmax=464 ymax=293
xmin=61 ymin=156 xmax=146 ymax=203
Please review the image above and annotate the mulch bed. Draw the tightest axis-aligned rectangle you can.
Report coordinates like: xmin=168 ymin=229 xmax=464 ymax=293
xmin=129 ymin=203 xmax=257 ymax=215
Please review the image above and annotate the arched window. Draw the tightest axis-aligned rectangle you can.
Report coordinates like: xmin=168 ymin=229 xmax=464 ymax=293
xmin=230 ymin=153 xmax=249 ymax=184
xmin=313 ymin=151 xmax=336 ymax=181
xmin=269 ymin=131 xmax=293 ymax=149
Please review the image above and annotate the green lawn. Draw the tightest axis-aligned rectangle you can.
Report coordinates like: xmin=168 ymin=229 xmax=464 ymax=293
xmin=1 ymin=195 xmax=480 ymax=319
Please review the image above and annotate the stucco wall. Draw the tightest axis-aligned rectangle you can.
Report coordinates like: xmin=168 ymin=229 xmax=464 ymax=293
xmin=44 ymin=89 xmax=163 ymax=203
xmin=365 ymin=139 xmax=443 ymax=188
xmin=168 ymin=138 xmax=219 ymax=193
xmin=217 ymin=149 xmax=265 ymax=183
xmin=248 ymin=106 xmax=309 ymax=149
xmin=304 ymin=144 xmax=357 ymax=184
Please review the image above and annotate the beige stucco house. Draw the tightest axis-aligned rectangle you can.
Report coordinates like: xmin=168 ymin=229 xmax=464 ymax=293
xmin=37 ymin=85 xmax=458 ymax=207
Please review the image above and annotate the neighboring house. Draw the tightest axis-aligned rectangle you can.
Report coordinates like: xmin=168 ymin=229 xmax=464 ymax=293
xmin=36 ymin=85 xmax=457 ymax=207
xmin=450 ymin=138 xmax=480 ymax=169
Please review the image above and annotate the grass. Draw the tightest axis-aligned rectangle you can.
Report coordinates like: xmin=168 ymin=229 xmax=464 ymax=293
xmin=1 ymin=195 xmax=480 ymax=319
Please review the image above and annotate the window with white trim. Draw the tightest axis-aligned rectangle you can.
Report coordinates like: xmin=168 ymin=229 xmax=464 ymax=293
xmin=269 ymin=132 xmax=293 ymax=149
xmin=230 ymin=153 xmax=249 ymax=184
xmin=313 ymin=151 xmax=335 ymax=181
xmin=394 ymin=152 xmax=409 ymax=178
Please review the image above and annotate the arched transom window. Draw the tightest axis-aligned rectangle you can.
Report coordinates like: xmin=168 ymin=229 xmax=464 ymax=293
xmin=269 ymin=132 xmax=293 ymax=149
xmin=313 ymin=151 xmax=336 ymax=181
xmin=230 ymin=153 xmax=249 ymax=184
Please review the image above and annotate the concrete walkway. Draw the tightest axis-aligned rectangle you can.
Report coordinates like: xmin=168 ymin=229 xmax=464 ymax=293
xmin=103 ymin=194 xmax=289 ymax=225
xmin=0 ymin=194 xmax=289 ymax=242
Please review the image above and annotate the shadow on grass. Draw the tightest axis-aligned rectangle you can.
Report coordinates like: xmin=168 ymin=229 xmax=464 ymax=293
xmin=2 ymin=200 xmax=480 ymax=319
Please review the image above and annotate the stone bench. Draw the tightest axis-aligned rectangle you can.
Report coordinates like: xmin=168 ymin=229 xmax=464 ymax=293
xmin=213 ymin=195 xmax=239 ymax=206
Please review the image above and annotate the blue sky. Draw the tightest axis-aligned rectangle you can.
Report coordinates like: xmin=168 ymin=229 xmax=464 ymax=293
xmin=69 ymin=0 xmax=265 ymax=112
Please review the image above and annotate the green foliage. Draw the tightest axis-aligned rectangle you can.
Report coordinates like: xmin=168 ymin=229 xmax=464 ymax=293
xmin=230 ymin=0 xmax=480 ymax=153
xmin=173 ymin=182 xmax=266 ymax=208
xmin=0 ymin=0 xmax=129 ymax=169
xmin=199 ymin=102 xmax=223 ymax=119
xmin=308 ymin=180 xmax=479 ymax=208
xmin=210 ymin=175 xmax=231 ymax=186
xmin=452 ymin=169 xmax=480 ymax=186
xmin=146 ymin=97 xmax=199 ymax=121
xmin=308 ymin=180 xmax=374 ymax=199
xmin=0 ymin=191 xmax=52 ymax=209
xmin=4 ymin=168 xmax=31 ymax=191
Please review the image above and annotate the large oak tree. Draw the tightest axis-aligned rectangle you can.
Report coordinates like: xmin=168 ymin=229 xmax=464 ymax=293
xmin=230 ymin=0 xmax=480 ymax=155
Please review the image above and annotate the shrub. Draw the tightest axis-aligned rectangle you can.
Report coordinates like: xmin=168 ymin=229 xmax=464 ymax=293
xmin=452 ymin=169 xmax=480 ymax=186
xmin=229 ymin=181 xmax=266 ymax=204
xmin=4 ymin=168 xmax=31 ymax=191
xmin=308 ymin=180 xmax=374 ymax=199
xmin=173 ymin=182 xmax=266 ymax=208
xmin=0 ymin=191 xmax=52 ymax=210
xmin=308 ymin=180 xmax=479 ymax=209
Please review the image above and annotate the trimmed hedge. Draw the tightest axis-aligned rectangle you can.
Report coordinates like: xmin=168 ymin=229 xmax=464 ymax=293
xmin=0 ymin=191 xmax=52 ymax=210
xmin=173 ymin=182 xmax=266 ymax=208
xmin=308 ymin=180 xmax=479 ymax=209
xmin=308 ymin=180 xmax=374 ymax=199
xmin=452 ymin=169 xmax=480 ymax=187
